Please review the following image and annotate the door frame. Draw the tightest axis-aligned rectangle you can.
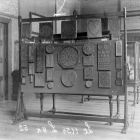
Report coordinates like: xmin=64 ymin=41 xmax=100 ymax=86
xmin=0 ymin=17 xmax=11 ymax=100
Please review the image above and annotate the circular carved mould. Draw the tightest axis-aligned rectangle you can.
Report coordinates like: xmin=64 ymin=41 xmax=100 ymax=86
xmin=61 ymin=70 xmax=77 ymax=87
xmin=85 ymin=81 xmax=93 ymax=88
xmin=47 ymin=82 xmax=54 ymax=89
xmin=83 ymin=42 xmax=94 ymax=56
xmin=46 ymin=44 xmax=55 ymax=54
xmin=58 ymin=46 xmax=79 ymax=69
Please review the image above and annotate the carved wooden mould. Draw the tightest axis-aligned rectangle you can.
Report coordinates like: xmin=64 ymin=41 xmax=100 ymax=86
xmin=39 ymin=22 xmax=53 ymax=40
xmin=58 ymin=46 xmax=79 ymax=69
xmin=61 ymin=70 xmax=77 ymax=87
xmin=98 ymin=71 xmax=111 ymax=88
xmin=98 ymin=42 xmax=111 ymax=70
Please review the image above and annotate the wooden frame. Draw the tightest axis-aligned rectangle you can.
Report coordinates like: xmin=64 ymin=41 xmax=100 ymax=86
xmin=15 ymin=8 xmax=132 ymax=134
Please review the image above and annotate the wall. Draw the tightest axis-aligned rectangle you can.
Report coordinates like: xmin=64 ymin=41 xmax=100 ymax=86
xmin=0 ymin=0 xmax=18 ymax=100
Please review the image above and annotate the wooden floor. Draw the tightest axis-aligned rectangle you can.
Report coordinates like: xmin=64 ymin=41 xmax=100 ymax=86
xmin=0 ymin=94 xmax=140 ymax=140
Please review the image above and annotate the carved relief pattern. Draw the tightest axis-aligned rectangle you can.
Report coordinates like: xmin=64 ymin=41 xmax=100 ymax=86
xmin=46 ymin=68 xmax=53 ymax=82
xmin=58 ymin=46 xmax=78 ymax=69
xmin=46 ymin=44 xmax=55 ymax=54
xmin=116 ymin=57 xmax=122 ymax=69
xmin=36 ymin=45 xmax=45 ymax=73
xmin=46 ymin=54 xmax=54 ymax=68
xmin=98 ymin=42 xmax=111 ymax=70
xmin=87 ymin=18 xmax=102 ymax=38
xmin=83 ymin=55 xmax=94 ymax=66
xmin=28 ymin=45 xmax=36 ymax=62
xmin=84 ymin=67 xmax=93 ymax=80
xmin=116 ymin=40 xmax=122 ymax=56
xmin=21 ymin=43 xmax=28 ymax=68
xmin=61 ymin=70 xmax=77 ymax=87
xmin=34 ymin=73 xmax=45 ymax=87
xmin=98 ymin=71 xmax=111 ymax=88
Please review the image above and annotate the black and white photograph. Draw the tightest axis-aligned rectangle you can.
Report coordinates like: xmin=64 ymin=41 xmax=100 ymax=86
xmin=0 ymin=0 xmax=140 ymax=140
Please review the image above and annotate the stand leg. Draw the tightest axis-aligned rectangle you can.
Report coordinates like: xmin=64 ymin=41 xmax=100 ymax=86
xmin=133 ymin=86 xmax=136 ymax=106
xmin=40 ymin=93 xmax=44 ymax=114
xmin=87 ymin=95 xmax=90 ymax=101
xmin=13 ymin=91 xmax=26 ymax=124
xmin=80 ymin=95 xmax=84 ymax=103
xmin=113 ymin=95 xmax=120 ymax=119
xmin=137 ymin=86 xmax=139 ymax=104
xmin=52 ymin=94 xmax=56 ymax=113
xmin=109 ymin=96 xmax=113 ymax=126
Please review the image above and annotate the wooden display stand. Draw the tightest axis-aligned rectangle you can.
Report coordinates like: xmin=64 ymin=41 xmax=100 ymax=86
xmin=14 ymin=8 xmax=132 ymax=134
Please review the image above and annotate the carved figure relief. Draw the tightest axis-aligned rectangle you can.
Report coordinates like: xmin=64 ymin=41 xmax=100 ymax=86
xmin=87 ymin=18 xmax=102 ymax=38
xmin=98 ymin=71 xmax=111 ymax=88
xmin=46 ymin=44 xmax=55 ymax=54
xmin=61 ymin=70 xmax=77 ymax=87
xmin=83 ymin=67 xmax=93 ymax=80
xmin=58 ymin=46 xmax=78 ymax=69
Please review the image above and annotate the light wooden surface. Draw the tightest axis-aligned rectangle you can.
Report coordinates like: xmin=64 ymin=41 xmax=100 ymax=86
xmin=0 ymin=93 xmax=139 ymax=140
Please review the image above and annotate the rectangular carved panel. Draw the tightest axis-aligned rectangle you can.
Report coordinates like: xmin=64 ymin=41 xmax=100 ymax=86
xmin=115 ymin=80 xmax=123 ymax=86
xmin=116 ymin=57 xmax=122 ymax=69
xmin=21 ymin=23 xmax=31 ymax=39
xmin=83 ymin=55 xmax=94 ymax=66
xmin=36 ymin=45 xmax=45 ymax=73
xmin=98 ymin=42 xmax=111 ymax=70
xmin=116 ymin=70 xmax=122 ymax=80
xmin=46 ymin=68 xmax=54 ymax=82
xmin=39 ymin=22 xmax=53 ymax=40
xmin=84 ymin=67 xmax=93 ymax=80
xmin=30 ymin=75 xmax=34 ymax=83
xmin=34 ymin=73 xmax=45 ymax=87
xmin=98 ymin=71 xmax=111 ymax=88
xmin=61 ymin=20 xmax=77 ymax=39
xmin=29 ymin=63 xmax=35 ymax=75
xmin=28 ymin=44 xmax=36 ymax=62
xmin=87 ymin=18 xmax=102 ymax=38
xmin=46 ymin=54 xmax=54 ymax=68
xmin=21 ymin=77 xmax=26 ymax=85
xmin=21 ymin=43 xmax=28 ymax=68
xmin=116 ymin=40 xmax=122 ymax=56
xmin=21 ymin=68 xmax=27 ymax=77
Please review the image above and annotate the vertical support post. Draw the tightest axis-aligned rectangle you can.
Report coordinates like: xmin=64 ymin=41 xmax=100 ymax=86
xmin=122 ymin=7 xmax=129 ymax=134
xmin=133 ymin=86 xmax=136 ymax=106
xmin=137 ymin=86 xmax=139 ymax=104
xmin=40 ymin=93 xmax=44 ymax=114
xmin=52 ymin=94 xmax=56 ymax=113
xmin=116 ymin=95 xmax=120 ymax=117
xmin=109 ymin=96 xmax=113 ymax=126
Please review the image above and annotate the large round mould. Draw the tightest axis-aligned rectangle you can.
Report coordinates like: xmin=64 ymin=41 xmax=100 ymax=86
xmin=58 ymin=46 xmax=79 ymax=69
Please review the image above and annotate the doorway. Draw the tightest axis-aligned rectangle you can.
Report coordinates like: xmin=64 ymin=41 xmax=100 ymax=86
xmin=0 ymin=22 xmax=8 ymax=100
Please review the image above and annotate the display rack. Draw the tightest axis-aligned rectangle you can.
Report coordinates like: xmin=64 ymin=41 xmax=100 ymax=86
xmin=14 ymin=8 xmax=134 ymax=134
